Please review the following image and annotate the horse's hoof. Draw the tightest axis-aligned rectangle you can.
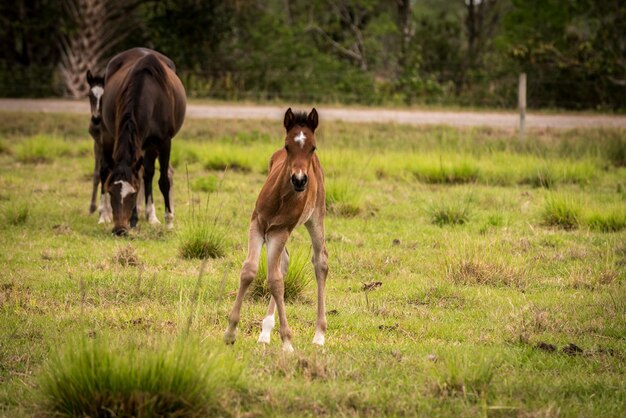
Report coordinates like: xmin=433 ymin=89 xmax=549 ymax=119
xmin=89 ymin=204 xmax=97 ymax=214
xmin=282 ymin=342 xmax=294 ymax=353
xmin=257 ymin=331 xmax=271 ymax=344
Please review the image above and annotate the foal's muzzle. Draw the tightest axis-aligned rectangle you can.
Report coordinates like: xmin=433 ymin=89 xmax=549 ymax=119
xmin=291 ymin=174 xmax=307 ymax=192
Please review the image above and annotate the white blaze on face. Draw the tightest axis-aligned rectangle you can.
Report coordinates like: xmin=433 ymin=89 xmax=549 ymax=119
xmin=91 ymin=85 xmax=104 ymax=114
xmin=114 ymin=180 xmax=136 ymax=204
xmin=294 ymin=131 xmax=306 ymax=148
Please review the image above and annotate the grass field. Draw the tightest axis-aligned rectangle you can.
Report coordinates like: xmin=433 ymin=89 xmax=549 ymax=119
xmin=0 ymin=111 xmax=625 ymax=417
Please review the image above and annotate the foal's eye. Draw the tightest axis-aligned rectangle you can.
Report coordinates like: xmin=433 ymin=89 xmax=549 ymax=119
xmin=311 ymin=146 xmax=317 ymax=153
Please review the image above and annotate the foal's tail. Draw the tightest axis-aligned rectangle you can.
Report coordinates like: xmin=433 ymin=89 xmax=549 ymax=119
xmin=114 ymin=54 xmax=168 ymax=163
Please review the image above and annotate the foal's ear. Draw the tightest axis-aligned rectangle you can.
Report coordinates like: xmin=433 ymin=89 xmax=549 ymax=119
xmin=86 ymin=70 xmax=94 ymax=86
xmin=284 ymin=108 xmax=295 ymax=132
xmin=307 ymin=108 xmax=318 ymax=132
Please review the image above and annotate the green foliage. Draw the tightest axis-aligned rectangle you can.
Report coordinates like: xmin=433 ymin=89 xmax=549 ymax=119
xmin=38 ymin=337 xmax=243 ymax=417
xmin=412 ymin=160 xmax=480 ymax=184
xmin=429 ymin=354 xmax=499 ymax=401
xmin=192 ymin=175 xmax=218 ymax=193
xmin=178 ymin=216 xmax=226 ymax=259
xmin=427 ymin=199 xmax=472 ymax=226
xmin=585 ymin=211 xmax=626 ymax=233
xmin=250 ymin=248 xmax=312 ymax=303
xmin=15 ymin=136 xmax=74 ymax=164
xmin=2 ymin=201 xmax=29 ymax=226
xmin=325 ymin=179 xmax=363 ymax=217
xmin=541 ymin=194 xmax=581 ymax=230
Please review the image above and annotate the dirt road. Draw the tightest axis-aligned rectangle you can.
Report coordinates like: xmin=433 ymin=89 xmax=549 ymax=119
xmin=1 ymin=98 xmax=624 ymax=129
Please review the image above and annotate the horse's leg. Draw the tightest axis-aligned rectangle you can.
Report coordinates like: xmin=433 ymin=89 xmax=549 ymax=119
xmin=306 ymin=217 xmax=329 ymax=346
xmin=98 ymin=159 xmax=112 ymax=224
xmin=257 ymin=249 xmax=288 ymax=344
xmin=158 ymin=141 xmax=174 ymax=229
xmin=136 ymin=167 xmax=144 ymax=215
xmin=89 ymin=141 xmax=101 ymax=214
xmin=266 ymin=230 xmax=294 ymax=352
xmin=143 ymin=148 xmax=160 ymax=225
xmin=225 ymin=221 xmax=264 ymax=344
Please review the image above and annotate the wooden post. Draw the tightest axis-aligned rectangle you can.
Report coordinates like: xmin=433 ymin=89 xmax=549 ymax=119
xmin=518 ymin=72 xmax=526 ymax=137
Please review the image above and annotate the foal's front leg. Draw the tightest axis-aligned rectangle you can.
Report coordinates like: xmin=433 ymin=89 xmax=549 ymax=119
xmin=306 ymin=217 xmax=329 ymax=346
xmin=224 ymin=221 xmax=264 ymax=344
xmin=266 ymin=231 xmax=294 ymax=352
xmin=258 ymin=248 xmax=289 ymax=344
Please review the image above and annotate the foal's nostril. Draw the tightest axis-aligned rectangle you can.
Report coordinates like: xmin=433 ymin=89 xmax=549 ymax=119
xmin=291 ymin=174 xmax=307 ymax=190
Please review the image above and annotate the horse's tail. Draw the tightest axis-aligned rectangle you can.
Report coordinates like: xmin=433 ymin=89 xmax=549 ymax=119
xmin=114 ymin=54 xmax=168 ymax=163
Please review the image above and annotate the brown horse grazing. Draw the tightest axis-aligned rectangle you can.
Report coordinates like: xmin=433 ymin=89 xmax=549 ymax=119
xmin=85 ymin=70 xmax=111 ymax=222
xmin=224 ymin=108 xmax=329 ymax=352
xmin=100 ymin=48 xmax=186 ymax=235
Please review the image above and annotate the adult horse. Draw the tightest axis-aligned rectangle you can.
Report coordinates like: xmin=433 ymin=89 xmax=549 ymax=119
xmin=224 ymin=108 xmax=329 ymax=352
xmin=100 ymin=48 xmax=186 ymax=235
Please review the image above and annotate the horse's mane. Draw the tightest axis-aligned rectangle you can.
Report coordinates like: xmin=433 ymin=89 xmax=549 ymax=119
xmin=114 ymin=54 xmax=168 ymax=165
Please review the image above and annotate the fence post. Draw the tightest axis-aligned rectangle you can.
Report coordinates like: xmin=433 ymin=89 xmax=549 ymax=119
xmin=518 ymin=72 xmax=526 ymax=137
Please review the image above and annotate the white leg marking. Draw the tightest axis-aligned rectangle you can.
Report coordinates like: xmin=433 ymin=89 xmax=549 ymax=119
xmin=98 ymin=194 xmax=112 ymax=224
xmin=313 ymin=330 xmax=325 ymax=346
xmin=282 ymin=341 xmax=294 ymax=353
xmin=257 ymin=315 xmax=275 ymax=344
xmin=146 ymin=197 xmax=160 ymax=225
xmin=164 ymin=211 xmax=174 ymax=230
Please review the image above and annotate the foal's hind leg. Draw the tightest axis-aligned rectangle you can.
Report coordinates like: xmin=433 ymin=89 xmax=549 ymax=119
xmin=224 ymin=221 xmax=264 ymax=345
xmin=258 ymin=248 xmax=289 ymax=344
xmin=89 ymin=141 xmax=101 ymax=214
xmin=158 ymin=141 xmax=174 ymax=229
xmin=306 ymin=218 xmax=329 ymax=346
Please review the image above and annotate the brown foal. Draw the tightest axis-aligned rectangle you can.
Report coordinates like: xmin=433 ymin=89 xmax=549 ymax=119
xmin=224 ymin=108 xmax=329 ymax=352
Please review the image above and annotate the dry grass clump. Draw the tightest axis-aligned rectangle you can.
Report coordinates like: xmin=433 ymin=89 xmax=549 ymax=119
xmin=445 ymin=254 xmax=525 ymax=288
xmin=113 ymin=244 xmax=141 ymax=267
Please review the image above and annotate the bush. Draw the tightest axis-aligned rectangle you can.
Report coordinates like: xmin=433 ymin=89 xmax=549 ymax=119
xmin=249 ymin=248 xmax=312 ymax=303
xmin=38 ymin=337 xmax=243 ymax=417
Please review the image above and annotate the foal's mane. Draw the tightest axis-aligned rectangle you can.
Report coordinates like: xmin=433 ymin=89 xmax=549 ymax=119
xmin=291 ymin=111 xmax=309 ymax=127
xmin=114 ymin=54 xmax=168 ymax=165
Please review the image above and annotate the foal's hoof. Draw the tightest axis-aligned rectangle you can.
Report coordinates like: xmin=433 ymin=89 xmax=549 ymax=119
xmin=223 ymin=330 xmax=236 ymax=345
xmin=312 ymin=331 xmax=325 ymax=346
xmin=282 ymin=342 xmax=294 ymax=353
xmin=148 ymin=217 xmax=161 ymax=226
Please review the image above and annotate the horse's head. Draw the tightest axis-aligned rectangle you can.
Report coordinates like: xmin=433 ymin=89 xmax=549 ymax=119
xmin=86 ymin=70 xmax=105 ymax=126
xmin=105 ymin=158 xmax=142 ymax=235
xmin=283 ymin=108 xmax=318 ymax=193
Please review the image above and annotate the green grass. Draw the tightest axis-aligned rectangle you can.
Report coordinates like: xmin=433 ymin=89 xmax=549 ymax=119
xmin=325 ymin=179 xmax=363 ymax=217
xmin=249 ymin=248 xmax=312 ymax=303
xmin=0 ymin=112 xmax=625 ymax=417
xmin=38 ymin=337 xmax=243 ymax=417
xmin=178 ymin=217 xmax=227 ymax=259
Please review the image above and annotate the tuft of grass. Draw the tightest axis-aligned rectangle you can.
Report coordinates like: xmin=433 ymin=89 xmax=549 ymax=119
xmin=2 ymin=201 xmax=29 ymax=226
xmin=249 ymin=248 xmax=312 ymax=303
xmin=413 ymin=160 xmax=480 ymax=184
xmin=325 ymin=179 xmax=363 ymax=217
xmin=519 ymin=166 xmax=556 ymax=189
xmin=427 ymin=199 xmax=471 ymax=226
xmin=585 ymin=211 xmax=626 ymax=233
xmin=192 ymin=175 xmax=218 ymax=193
xmin=15 ymin=135 xmax=74 ymax=164
xmin=428 ymin=354 xmax=499 ymax=402
xmin=204 ymin=147 xmax=254 ymax=172
xmin=113 ymin=244 xmax=141 ymax=267
xmin=38 ymin=337 xmax=244 ymax=418
xmin=445 ymin=253 xmax=525 ymax=288
xmin=178 ymin=219 xmax=226 ymax=259
xmin=541 ymin=194 xmax=580 ymax=230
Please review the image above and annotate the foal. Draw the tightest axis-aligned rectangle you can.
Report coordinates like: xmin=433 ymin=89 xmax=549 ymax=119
xmin=224 ymin=108 xmax=329 ymax=352
xmin=86 ymin=70 xmax=111 ymax=223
